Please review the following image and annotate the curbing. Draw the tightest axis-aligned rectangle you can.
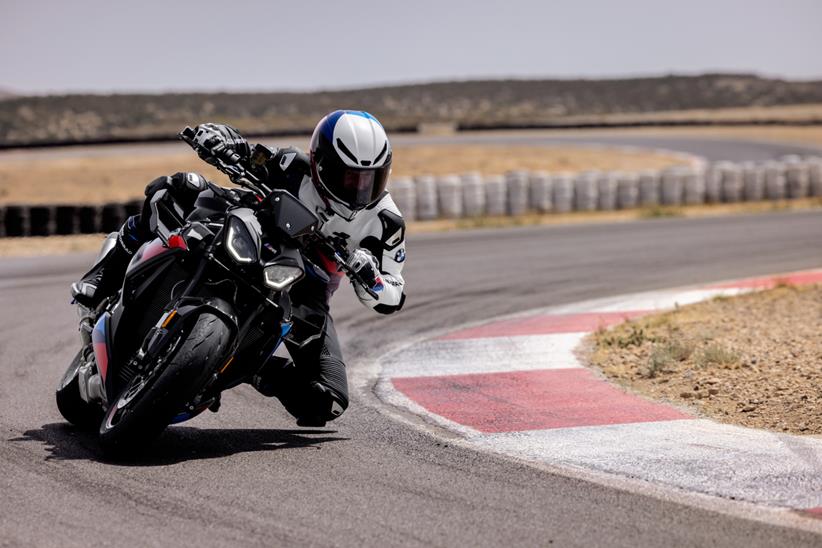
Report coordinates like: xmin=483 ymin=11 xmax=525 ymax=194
xmin=373 ymin=269 xmax=822 ymax=523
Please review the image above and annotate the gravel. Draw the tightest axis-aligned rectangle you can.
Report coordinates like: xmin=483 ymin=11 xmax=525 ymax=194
xmin=588 ymin=284 xmax=822 ymax=435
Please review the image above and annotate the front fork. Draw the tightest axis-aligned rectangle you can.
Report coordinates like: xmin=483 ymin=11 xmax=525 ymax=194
xmin=75 ymin=306 xmax=107 ymax=405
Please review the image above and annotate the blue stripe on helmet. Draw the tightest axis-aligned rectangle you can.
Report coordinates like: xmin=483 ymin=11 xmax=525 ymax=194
xmin=320 ymin=110 xmax=346 ymax=142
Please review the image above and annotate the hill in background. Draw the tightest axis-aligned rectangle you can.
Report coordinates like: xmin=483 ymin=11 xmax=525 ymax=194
xmin=1 ymin=74 xmax=821 ymax=147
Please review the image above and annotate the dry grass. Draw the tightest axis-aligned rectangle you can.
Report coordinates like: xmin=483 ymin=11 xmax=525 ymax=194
xmin=588 ymin=284 xmax=822 ymax=435
xmin=0 ymin=144 xmax=686 ymax=206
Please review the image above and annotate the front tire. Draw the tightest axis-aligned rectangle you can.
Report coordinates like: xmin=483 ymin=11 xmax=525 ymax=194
xmin=98 ymin=313 xmax=231 ymax=456
xmin=56 ymin=350 xmax=104 ymax=430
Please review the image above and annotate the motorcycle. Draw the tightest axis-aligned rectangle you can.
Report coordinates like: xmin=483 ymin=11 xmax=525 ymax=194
xmin=55 ymin=126 xmax=376 ymax=455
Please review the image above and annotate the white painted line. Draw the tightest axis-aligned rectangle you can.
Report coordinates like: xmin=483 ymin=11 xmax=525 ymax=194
xmin=471 ymin=419 xmax=822 ymax=508
xmin=382 ymin=333 xmax=585 ymax=378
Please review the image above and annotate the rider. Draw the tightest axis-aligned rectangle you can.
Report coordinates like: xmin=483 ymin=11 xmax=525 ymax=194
xmin=71 ymin=111 xmax=407 ymax=427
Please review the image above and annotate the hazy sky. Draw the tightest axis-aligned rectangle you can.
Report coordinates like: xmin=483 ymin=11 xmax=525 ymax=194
xmin=2 ymin=0 xmax=821 ymax=94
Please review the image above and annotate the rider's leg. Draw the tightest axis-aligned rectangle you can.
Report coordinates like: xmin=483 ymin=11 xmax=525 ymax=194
xmin=254 ymin=315 xmax=349 ymax=427
xmin=71 ymin=172 xmax=206 ymax=308
xmin=71 ymin=215 xmax=149 ymax=307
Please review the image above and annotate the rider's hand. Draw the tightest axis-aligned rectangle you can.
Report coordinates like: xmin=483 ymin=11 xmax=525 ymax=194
xmin=346 ymin=249 xmax=384 ymax=294
xmin=192 ymin=123 xmax=250 ymax=166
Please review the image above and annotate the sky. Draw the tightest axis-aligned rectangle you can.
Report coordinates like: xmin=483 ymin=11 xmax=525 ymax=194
xmin=2 ymin=0 xmax=822 ymax=94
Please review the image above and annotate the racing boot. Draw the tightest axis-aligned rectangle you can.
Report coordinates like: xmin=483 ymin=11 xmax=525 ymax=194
xmin=250 ymin=357 xmax=347 ymax=427
xmin=71 ymin=217 xmax=144 ymax=308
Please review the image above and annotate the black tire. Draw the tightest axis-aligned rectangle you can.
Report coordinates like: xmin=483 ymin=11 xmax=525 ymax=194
xmin=98 ymin=313 xmax=231 ymax=456
xmin=56 ymin=350 xmax=104 ymax=430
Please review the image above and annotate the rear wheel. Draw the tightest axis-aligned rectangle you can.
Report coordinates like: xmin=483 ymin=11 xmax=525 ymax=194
xmin=98 ymin=313 xmax=231 ymax=457
xmin=56 ymin=350 xmax=103 ymax=430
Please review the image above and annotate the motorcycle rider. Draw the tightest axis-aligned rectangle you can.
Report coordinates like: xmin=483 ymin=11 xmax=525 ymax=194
xmin=71 ymin=111 xmax=407 ymax=427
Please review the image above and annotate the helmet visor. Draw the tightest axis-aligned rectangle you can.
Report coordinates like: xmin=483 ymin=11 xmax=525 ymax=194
xmin=318 ymin=157 xmax=390 ymax=210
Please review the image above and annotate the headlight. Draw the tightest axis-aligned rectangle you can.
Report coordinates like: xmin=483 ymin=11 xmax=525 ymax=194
xmin=225 ymin=216 xmax=258 ymax=264
xmin=263 ymin=264 xmax=304 ymax=291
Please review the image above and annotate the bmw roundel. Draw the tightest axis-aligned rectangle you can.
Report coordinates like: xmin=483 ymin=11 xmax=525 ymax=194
xmin=394 ymin=248 xmax=406 ymax=263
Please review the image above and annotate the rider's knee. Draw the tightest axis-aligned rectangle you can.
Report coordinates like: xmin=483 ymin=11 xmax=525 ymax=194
xmin=144 ymin=172 xmax=207 ymax=209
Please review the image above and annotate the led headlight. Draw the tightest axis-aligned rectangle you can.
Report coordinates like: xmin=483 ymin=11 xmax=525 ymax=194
xmin=263 ymin=264 xmax=304 ymax=291
xmin=225 ymin=216 xmax=258 ymax=264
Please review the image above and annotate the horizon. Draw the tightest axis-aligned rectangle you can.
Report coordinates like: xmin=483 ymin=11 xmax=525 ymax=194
xmin=2 ymin=71 xmax=820 ymax=99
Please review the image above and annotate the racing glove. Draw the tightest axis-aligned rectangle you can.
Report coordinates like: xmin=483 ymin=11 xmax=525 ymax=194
xmin=346 ymin=248 xmax=384 ymax=295
xmin=191 ymin=123 xmax=251 ymax=166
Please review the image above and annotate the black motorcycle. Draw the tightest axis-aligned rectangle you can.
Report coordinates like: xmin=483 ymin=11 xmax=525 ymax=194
xmin=56 ymin=126 xmax=376 ymax=455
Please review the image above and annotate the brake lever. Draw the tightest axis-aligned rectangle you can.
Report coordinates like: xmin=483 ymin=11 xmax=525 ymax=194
xmin=315 ymin=237 xmax=380 ymax=299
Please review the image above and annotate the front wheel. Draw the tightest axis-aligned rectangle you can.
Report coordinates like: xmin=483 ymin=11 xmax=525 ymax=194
xmin=98 ymin=313 xmax=231 ymax=456
xmin=56 ymin=350 xmax=104 ymax=430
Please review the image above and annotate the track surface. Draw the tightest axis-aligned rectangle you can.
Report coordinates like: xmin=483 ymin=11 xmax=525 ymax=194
xmin=2 ymin=211 xmax=822 ymax=547
xmin=2 ymin=133 xmax=822 ymax=547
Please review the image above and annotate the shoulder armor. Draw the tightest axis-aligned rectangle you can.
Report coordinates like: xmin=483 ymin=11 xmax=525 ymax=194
xmin=378 ymin=209 xmax=405 ymax=250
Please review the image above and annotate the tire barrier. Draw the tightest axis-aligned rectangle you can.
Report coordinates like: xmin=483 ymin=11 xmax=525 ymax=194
xmin=461 ymin=172 xmax=486 ymax=217
xmin=742 ymin=163 xmax=766 ymax=202
xmin=660 ymin=169 xmax=683 ymax=206
xmin=485 ymin=175 xmax=507 ymax=216
xmin=29 ymin=206 xmax=54 ymax=236
xmin=681 ymin=167 xmax=705 ymax=205
xmin=704 ymin=165 xmax=723 ymax=204
xmin=529 ymin=172 xmax=553 ymax=213
xmin=764 ymin=162 xmax=787 ymax=200
xmin=3 ymin=155 xmax=822 ymax=238
xmin=4 ymin=205 xmax=29 ymax=237
xmin=78 ymin=205 xmax=101 ymax=234
xmin=638 ymin=170 xmax=661 ymax=206
xmin=552 ymin=173 xmax=574 ymax=213
xmin=389 ymin=177 xmax=416 ymax=221
xmin=719 ymin=163 xmax=744 ymax=203
xmin=437 ymin=175 xmax=463 ymax=219
xmin=784 ymin=160 xmax=810 ymax=199
xmin=505 ymin=171 xmax=530 ymax=216
xmin=810 ymin=159 xmax=822 ymax=197
xmin=574 ymin=172 xmax=598 ymax=211
xmin=597 ymin=172 xmax=618 ymax=211
xmin=414 ymin=175 xmax=438 ymax=221
xmin=101 ymin=203 xmax=126 ymax=233
xmin=617 ymin=173 xmax=640 ymax=210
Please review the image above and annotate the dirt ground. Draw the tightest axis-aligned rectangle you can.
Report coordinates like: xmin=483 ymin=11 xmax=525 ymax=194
xmin=0 ymin=144 xmax=686 ymax=206
xmin=587 ymin=284 xmax=822 ymax=435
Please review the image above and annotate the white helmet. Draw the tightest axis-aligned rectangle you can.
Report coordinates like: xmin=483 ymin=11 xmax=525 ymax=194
xmin=309 ymin=110 xmax=392 ymax=219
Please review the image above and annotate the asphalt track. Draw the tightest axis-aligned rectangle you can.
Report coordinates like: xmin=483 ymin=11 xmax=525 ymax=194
xmin=2 ymin=137 xmax=822 ymax=547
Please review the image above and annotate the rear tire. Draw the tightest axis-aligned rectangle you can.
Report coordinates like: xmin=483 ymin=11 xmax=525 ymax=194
xmin=56 ymin=350 xmax=104 ymax=430
xmin=98 ymin=313 xmax=231 ymax=457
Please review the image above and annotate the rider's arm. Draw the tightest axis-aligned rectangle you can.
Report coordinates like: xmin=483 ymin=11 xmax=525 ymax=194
xmin=350 ymin=197 xmax=407 ymax=315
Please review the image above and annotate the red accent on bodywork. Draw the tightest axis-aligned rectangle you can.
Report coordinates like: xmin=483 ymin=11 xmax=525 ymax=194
xmin=137 ymin=239 xmax=169 ymax=264
xmin=167 ymin=234 xmax=188 ymax=250
xmin=438 ymin=311 xmax=650 ymax=340
xmin=392 ymin=368 xmax=689 ymax=433
xmin=93 ymin=342 xmax=109 ymax=381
